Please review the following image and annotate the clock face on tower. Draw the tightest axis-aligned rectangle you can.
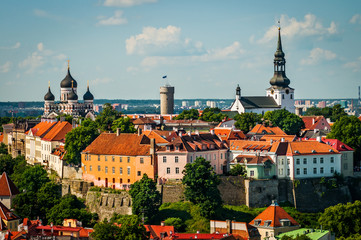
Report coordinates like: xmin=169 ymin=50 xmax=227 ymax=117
xmin=285 ymin=89 xmax=289 ymax=94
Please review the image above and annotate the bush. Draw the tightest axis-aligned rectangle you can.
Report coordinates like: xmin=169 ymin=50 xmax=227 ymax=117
xmin=164 ymin=217 xmax=184 ymax=232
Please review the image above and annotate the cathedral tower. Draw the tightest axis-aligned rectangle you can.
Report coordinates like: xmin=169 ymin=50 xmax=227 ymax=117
xmin=266 ymin=27 xmax=295 ymax=113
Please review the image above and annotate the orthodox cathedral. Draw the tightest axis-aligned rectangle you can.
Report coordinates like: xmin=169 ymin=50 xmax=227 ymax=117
xmin=43 ymin=62 xmax=95 ymax=120
xmin=230 ymin=27 xmax=295 ymax=114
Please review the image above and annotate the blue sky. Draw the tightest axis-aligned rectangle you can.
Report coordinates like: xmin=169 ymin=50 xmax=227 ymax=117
xmin=1 ymin=0 xmax=361 ymax=101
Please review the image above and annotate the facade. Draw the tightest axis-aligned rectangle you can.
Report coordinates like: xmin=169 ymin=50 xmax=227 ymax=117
xmin=50 ymin=146 xmax=66 ymax=178
xmin=81 ymin=133 xmax=157 ymax=189
xmin=0 ymin=172 xmax=19 ymax=210
xmin=157 ymin=132 xmax=228 ymax=181
xmin=160 ymin=85 xmax=175 ymax=115
xmin=249 ymin=201 xmax=300 ymax=240
xmin=43 ymin=63 xmax=95 ymax=120
xmin=230 ymin=27 xmax=295 ymax=114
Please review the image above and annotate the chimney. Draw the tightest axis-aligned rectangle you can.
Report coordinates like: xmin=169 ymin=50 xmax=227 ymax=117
xmin=161 ymin=221 xmax=165 ymax=226
xmin=117 ymin=128 xmax=121 ymax=136
xmin=281 ymin=138 xmax=285 ymax=142
xmin=188 ymin=131 xmax=191 ymax=136
xmin=179 ymin=131 xmax=182 ymax=137
xmin=316 ymin=136 xmax=322 ymax=142
xmin=195 ymin=130 xmax=199 ymax=135
xmin=150 ymin=138 xmax=156 ymax=155
xmin=312 ymin=118 xmax=315 ymax=125
xmin=138 ymin=127 xmax=142 ymax=136
xmin=226 ymin=219 xmax=232 ymax=234
xmin=210 ymin=129 xmax=215 ymax=135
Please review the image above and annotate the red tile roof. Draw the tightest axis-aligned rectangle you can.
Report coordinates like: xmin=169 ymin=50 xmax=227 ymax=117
xmin=51 ymin=146 xmax=66 ymax=160
xmin=0 ymin=134 xmax=3 ymax=143
xmin=322 ymin=139 xmax=353 ymax=151
xmin=250 ymin=202 xmax=298 ymax=228
xmin=235 ymin=155 xmax=274 ymax=165
xmin=42 ymin=121 xmax=72 ymax=142
xmin=168 ymin=233 xmax=236 ymax=240
xmin=214 ymin=128 xmax=246 ymax=141
xmin=287 ymin=141 xmax=340 ymax=156
xmin=0 ymin=172 xmax=19 ymax=197
xmin=0 ymin=201 xmax=20 ymax=221
xmin=145 ymin=225 xmax=174 ymax=239
xmin=133 ymin=117 xmax=156 ymax=125
xmin=143 ymin=130 xmax=172 ymax=144
xmin=82 ymin=133 xmax=152 ymax=156
xmin=359 ymin=116 xmax=361 ymax=121
xmin=301 ymin=116 xmax=330 ymax=131
xmin=229 ymin=140 xmax=279 ymax=153
xmin=29 ymin=121 xmax=57 ymax=137
xmin=249 ymin=124 xmax=286 ymax=135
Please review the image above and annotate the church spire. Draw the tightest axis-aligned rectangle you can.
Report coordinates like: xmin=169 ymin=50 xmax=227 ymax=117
xmin=269 ymin=26 xmax=290 ymax=88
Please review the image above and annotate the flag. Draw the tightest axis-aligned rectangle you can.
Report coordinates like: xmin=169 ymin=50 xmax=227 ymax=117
xmin=162 ymin=75 xmax=167 ymax=79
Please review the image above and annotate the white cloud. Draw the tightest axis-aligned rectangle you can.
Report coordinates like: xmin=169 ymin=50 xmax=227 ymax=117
xmin=259 ymin=14 xmax=337 ymax=43
xmin=104 ymin=0 xmax=157 ymax=7
xmin=0 ymin=62 xmax=11 ymax=73
xmin=19 ymin=43 xmax=67 ymax=74
xmin=300 ymin=48 xmax=336 ymax=65
xmin=141 ymin=41 xmax=244 ymax=67
xmin=0 ymin=42 xmax=21 ymax=50
xmin=97 ymin=11 xmax=127 ymax=26
xmin=126 ymin=25 xmax=204 ymax=56
xmin=90 ymin=77 xmax=114 ymax=86
xmin=343 ymin=56 xmax=361 ymax=72
xmin=350 ymin=14 xmax=361 ymax=24
xmin=33 ymin=9 xmax=61 ymax=21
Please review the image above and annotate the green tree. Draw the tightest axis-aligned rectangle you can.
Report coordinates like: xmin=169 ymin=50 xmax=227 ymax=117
xmin=164 ymin=217 xmax=184 ymax=232
xmin=92 ymin=221 xmax=122 ymax=240
xmin=56 ymin=114 xmax=74 ymax=124
xmin=12 ymin=191 xmax=39 ymax=220
xmin=173 ymin=109 xmax=199 ymax=120
xmin=129 ymin=174 xmax=161 ymax=223
xmin=37 ymin=182 xmax=61 ymax=216
xmin=229 ymin=164 xmax=247 ymax=177
xmin=234 ymin=113 xmax=261 ymax=133
xmin=327 ymin=115 xmax=361 ymax=164
xmin=111 ymin=117 xmax=137 ymax=133
xmin=64 ymin=119 xmax=99 ymax=164
xmin=96 ymin=103 xmax=122 ymax=132
xmin=199 ymin=108 xmax=227 ymax=122
xmin=338 ymin=233 xmax=361 ymax=240
xmin=17 ymin=165 xmax=49 ymax=192
xmin=0 ymin=154 xmax=18 ymax=175
xmin=318 ymin=201 xmax=361 ymax=238
xmin=182 ymin=157 xmax=222 ymax=218
xmin=330 ymin=104 xmax=347 ymax=122
xmin=264 ymin=109 xmax=304 ymax=135
xmin=0 ymin=116 xmax=11 ymax=132
xmin=0 ymin=143 xmax=8 ymax=155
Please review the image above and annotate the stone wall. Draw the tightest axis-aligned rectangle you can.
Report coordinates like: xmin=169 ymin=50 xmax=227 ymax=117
xmin=61 ymin=179 xmax=92 ymax=199
xmin=218 ymin=176 xmax=246 ymax=205
xmin=86 ymin=191 xmax=132 ymax=220
xmin=63 ymin=165 xmax=83 ymax=180
xmin=159 ymin=183 xmax=184 ymax=203
xmin=245 ymin=179 xmax=279 ymax=208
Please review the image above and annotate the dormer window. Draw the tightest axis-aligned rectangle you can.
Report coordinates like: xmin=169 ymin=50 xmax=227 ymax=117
xmin=254 ymin=220 xmax=261 ymax=226
xmin=280 ymin=219 xmax=290 ymax=227
xmin=166 ymin=146 xmax=170 ymax=151
xmin=176 ymin=146 xmax=179 ymax=151
xmin=264 ymin=220 xmax=272 ymax=227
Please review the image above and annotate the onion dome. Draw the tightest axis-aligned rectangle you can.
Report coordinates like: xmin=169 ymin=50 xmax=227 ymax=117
xmin=44 ymin=83 xmax=55 ymax=101
xmin=83 ymin=82 xmax=94 ymax=100
xmin=60 ymin=62 xmax=78 ymax=88
xmin=68 ymin=88 xmax=78 ymax=100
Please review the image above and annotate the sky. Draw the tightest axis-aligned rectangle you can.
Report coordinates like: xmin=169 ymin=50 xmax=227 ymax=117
xmin=1 ymin=0 xmax=361 ymax=101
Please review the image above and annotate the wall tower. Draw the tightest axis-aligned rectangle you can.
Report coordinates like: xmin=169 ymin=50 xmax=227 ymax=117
xmin=160 ymin=85 xmax=174 ymax=115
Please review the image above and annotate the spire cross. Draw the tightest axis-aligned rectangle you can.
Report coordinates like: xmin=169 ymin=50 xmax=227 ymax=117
xmin=67 ymin=60 xmax=70 ymax=69
xmin=277 ymin=20 xmax=281 ymax=30
xmin=87 ymin=80 xmax=89 ymax=89
xmin=48 ymin=81 xmax=50 ymax=88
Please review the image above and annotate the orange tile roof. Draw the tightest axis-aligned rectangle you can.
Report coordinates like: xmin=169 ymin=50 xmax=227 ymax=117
xmin=82 ymin=133 xmax=151 ymax=156
xmin=250 ymin=202 xmax=298 ymax=228
xmin=0 ymin=201 xmax=20 ymax=221
xmin=143 ymin=130 xmax=171 ymax=144
xmin=0 ymin=172 xmax=19 ymax=197
xmin=301 ymin=116 xmax=330 ymax=130
xmin=79 ymin=228 xmax=93 ymax=237
xmin=133 ymin=117 xmax=156 ymax=125
xmin=145 ymin=225 xmax=174 ymax=239
xmin=30 ymin=121 xmax=57 ymax=137
xmin=359 ymin=116 xmax=361 ymax=121
xmin=260 ymin=135 xmax=296 ymax=142
xmin=0 ymin=134 xmax=3 ymax=143
xmin=249 ymin=124 xmax=286 ymax=135
xmin=287 ymin=141 xmax=340 ymax=156
xmin=51 ymin=146 xmax=66 ymax=160
xmin=42 ymin=121 xmax=72 ymax=142
xmin=235 ymin=155 xmax=274 ymax=165
xmin=214 ymin=128 xmax=246 ymax=141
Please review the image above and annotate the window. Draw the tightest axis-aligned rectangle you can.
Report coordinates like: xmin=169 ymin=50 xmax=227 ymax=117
xmin=127 ymin=167 xmax=131 ymax=175
xmin=290 ymin=94 xmax=293 ymax=99
xmin=98 ymin=165 xmax=101 ymax=171
xmin=167 ymin=168 xmax=170 ymax=174
xmin=190 ymin=156 xmax=193 ymax=162
xmin=313 ymin=168 xmax=317 ymax=174
xmin=303 ymin=158 xmax=307 ymax=164
xmin=320 ymin=157 xmax=324 ymax=164
xmin=176 ymin=146 xmax=179 ymax=151
xmin=163 ymin=156 xmax=167 ymax=163
xmin=331 ymin=157 xmax=334 ymax=163
xmin=250 ymin=170 xmax=255 ymax=177
xmin=98 ymin=155 xmax=100 ymax=161
xmin=137 ymin=171 xmax=141 ymax=176
xmin=214 ymin=165 xmax=216 ymax=171
xmin=176 ymin=167 xmax=179 ymax=174
xmin=313 ymin=158 xmax=317 ymax=164
xmin=120 ymin=178 xmax=123 ymax=184
xmin=105 ymin=166 xmax=108 ymax=173
xmin=112 ymin=167 xmax=115 ymax=174
xmin=89 ymin=155 xmax=91 ymax=161
xmin=105 ymin=156 xmax=107 ymax=161
xmin=214 ymin=154 xmax=216 ymax=160
xmin=296 ymin=159 xmax=300 ymax=165
xmin=344 ymin=163 xmax=348 ymax=170
xmin=221 ymin=153 xmax=223 ymax=159
xmin=282 ymin=94 xmax=284 ymax=99
xmin=296 ymin=168 xmax=300 ymax=175
xmin=304 ymin=168 xmax=307 ymax=175
xmin=90 ymin=165 xmax=92 ymax=171
xmin=279 ymin=169 xmax=283 ymax=175
xmin=331 ymin=167 xmax=334 ymax=173
xmin=175 ymin=156 xmax=179 ymax=163
xmin=287 ymin=159 xmax=290 ymax=165
xmin=320 ymin=167 xmax=324 ymax=174
xmin=281 ymin=159 xmax=284 ymax=165
xmin=140 ymin=157 xmax=144 ymax=164
xmin=127 ymin=157 xmax=130 ymax=163
xmin=120 ymin=167 xmax=123 ymax=174
xmin=120 ymin=157 xmax=122 ymax=162
xmin=112 ymin=156 xmax=115 ymax=162
xmin=84 ymin=166 xmax=86 ymax=172
xmin=287 ymin=169 xmax=290 ymax=176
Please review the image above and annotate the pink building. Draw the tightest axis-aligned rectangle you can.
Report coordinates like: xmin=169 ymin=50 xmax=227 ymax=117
xmin=157 ymin=132 xmax=228 ymax=181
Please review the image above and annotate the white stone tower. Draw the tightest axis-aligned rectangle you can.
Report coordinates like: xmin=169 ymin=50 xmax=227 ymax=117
xmin=160 ymin=84 xmax=174 ymax=115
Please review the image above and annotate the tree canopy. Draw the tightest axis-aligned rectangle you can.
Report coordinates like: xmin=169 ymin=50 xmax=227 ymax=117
xmin=199 ymin=108 xmax=227 ymax=122
xmin=229 ymin=164 xmax=247 ymax=177
xmin=129 ymin=174 xmax=161 ymax=223
xmin=318 ymin=200 xmax=361 ymax=238
xmin=111 ymin=117 xmax=137 ymax=133
xmin=182 ymin=157 xmax=222 ymax=218
xmin=173 ymin=109 xmax=199 ymax=120
xmin=234 ymin=113 xmax=261 ymax=133
xmin=264 ymin=109 xmax=304 ymax=135
xmin=304 ymin=104 xmax=347 ymax=122
xmin=65 ymin=118 xmax=99 ymax=165
xmin=327 ymin=115 xmax=361 ymax=164
xmin=96 ymin=103 xmax=122 ymax=132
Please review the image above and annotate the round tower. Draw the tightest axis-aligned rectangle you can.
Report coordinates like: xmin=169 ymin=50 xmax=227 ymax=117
xmin=160 ymin=85 xmax=174 ymax=115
